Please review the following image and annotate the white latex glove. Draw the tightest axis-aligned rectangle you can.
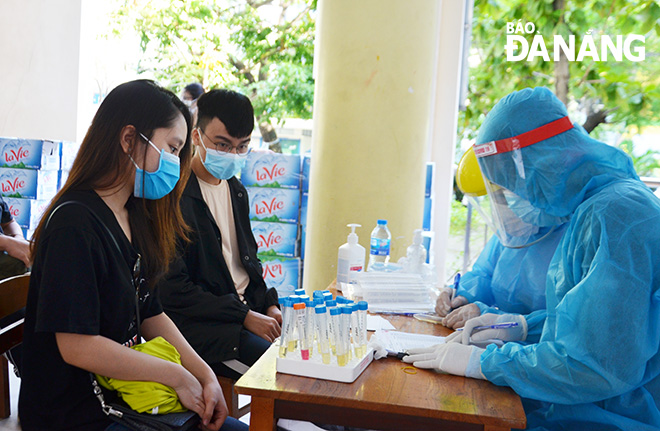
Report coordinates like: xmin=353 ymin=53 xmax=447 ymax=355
xmin=403 ymin=343 xmax=485 ymax=379
xmin=457 ymin=313 xmax=528 ymax=345
xmin=442 ymin=303 xmax=481 ymax=329
xmin=435 ymin=288 xmax=468 ymax=317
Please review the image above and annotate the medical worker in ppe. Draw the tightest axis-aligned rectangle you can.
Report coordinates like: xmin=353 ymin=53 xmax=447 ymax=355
xmin=436 ymin=148 xmax=566 ymax=335
xmin=405 ymin=87 xmax=660 ymax=430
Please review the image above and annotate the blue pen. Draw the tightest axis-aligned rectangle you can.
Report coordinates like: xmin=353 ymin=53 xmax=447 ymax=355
xmin=450 ymin=272 xmax=461 ymax=303
xmin=456 ymin=322 xmax=519 ymax=331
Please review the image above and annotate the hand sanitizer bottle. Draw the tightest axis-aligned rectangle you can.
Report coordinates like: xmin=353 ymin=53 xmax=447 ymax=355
xmin=337 ymin=224 xmax=366 ymax=299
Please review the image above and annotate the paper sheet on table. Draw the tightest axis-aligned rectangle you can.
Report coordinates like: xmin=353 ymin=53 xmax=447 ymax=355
xmin=374 ymin=329 xmax=445 ymax=353
xmin=367 ymin=315 xmax=395 ymax=331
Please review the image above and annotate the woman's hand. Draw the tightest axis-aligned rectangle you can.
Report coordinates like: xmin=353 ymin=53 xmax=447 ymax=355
xmin=199 ymin=379 xmax=228 ymax=431
xmin=172 ymin=366 xmax=206 ymax=417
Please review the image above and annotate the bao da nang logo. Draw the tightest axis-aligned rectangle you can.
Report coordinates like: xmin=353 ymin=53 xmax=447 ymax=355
xmin=505 ymin=21 xmax=645 ymax=62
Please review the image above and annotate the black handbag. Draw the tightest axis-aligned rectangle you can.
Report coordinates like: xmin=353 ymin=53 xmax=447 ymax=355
xmin=46 ymin=201 xmax=200 ymax=431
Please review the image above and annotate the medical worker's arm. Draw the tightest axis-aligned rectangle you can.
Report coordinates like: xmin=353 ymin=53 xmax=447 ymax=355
xmin=480 ymin=205 xmax=660 ymax=404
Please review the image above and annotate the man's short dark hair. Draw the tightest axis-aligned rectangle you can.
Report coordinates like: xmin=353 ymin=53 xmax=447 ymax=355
xmin=196 ymin=89 xmax=255 ymax=138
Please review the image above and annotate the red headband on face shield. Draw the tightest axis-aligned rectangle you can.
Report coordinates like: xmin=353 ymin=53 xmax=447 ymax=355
xmin=473 ymin=116 xmax=573 ymax=158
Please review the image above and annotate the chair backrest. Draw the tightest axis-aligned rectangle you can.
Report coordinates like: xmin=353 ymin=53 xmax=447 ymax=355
xmin=0 ymin=273 xmax=30 ymax=354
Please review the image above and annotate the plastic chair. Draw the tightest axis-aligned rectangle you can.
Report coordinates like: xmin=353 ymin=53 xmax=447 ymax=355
xmin=0 ymin=273 xmax=30 ymax=418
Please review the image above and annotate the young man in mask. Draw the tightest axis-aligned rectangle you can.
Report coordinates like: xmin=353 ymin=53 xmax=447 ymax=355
xmin=159 ymin=89 xmax=282 ymax=380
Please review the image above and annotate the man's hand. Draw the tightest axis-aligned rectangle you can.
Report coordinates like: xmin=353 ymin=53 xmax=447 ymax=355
xmin=266 ymin=305 xmax=282 ymax=325
xmin=243 ymin=310 xmax=281 ymax=342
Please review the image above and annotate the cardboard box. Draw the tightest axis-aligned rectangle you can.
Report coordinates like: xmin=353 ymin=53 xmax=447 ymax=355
xmin=60 ymin=141 xmax=81 ymax=171
xmin=260 ymin=256 xmax=301 ymax=297
xmin=251 ymin=221 xmax=298 ymax=257
xmin=300 ymin=192 xmax=308 ymax=226
xmin=301 ymin=154 xmax=311 ymax=193
xmin=247 ymin=187 xmax=300 ymax=224
xmin=241 ymin=151 xmax=301 ymax=189
xmin=0 ymin=137 xmax=61 ymax=170
xmin=4 ymin=197 xmax=50 ymax=229
xmin=0 ymin=168 xmax=59 ymax=200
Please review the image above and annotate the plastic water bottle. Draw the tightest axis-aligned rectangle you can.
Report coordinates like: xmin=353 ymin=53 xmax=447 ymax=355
xmin=368 ymin=219 xmax=391 ymax=270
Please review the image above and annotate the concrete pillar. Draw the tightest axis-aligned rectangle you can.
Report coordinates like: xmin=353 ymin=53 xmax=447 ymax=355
xmin=0 ymin=0 xmax=82 ymax=141
xmin=303 ymin=0 xmax=441 ymax=292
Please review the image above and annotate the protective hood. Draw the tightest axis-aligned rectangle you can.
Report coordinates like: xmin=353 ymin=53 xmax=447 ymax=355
xmin=476 ymin=87 xmax=639 ymax=218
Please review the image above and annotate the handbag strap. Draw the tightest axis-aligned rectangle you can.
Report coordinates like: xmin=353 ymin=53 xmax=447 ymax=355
xmin=45 ymin=200 xmax=143 ymax=339
xmin=45 ymin=200 xmax=146 ymax=421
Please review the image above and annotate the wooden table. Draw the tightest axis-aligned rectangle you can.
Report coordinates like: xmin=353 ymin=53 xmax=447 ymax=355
xmin=235 ymin=314 xmax=526 ymax=431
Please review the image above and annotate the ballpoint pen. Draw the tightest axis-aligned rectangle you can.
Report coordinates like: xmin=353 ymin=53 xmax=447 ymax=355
xmin=450 ymin=272 xmax=461 ymax=303
xmin=456 ymin=322 xmax=520 ymax=331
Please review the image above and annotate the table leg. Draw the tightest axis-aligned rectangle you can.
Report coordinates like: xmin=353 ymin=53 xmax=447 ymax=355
xmin=248 ymin=396 xmax=276 ymax=431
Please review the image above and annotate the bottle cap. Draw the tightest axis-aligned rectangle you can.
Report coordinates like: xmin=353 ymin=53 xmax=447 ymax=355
xmin=377 ymin=219 xmax=387 ymax=225
xmin=341 ymin=305 xmax=352 ymax=314
xmin=312 ymin=290 xmax=324 ymax=299
xmin=313 ymin=298 xmax=324 ymax=307
xmin=315 ymin=305 xmax=327 ymax=314
xmin=293 ymin=302 xmax=306 ymax=310
xmin=349 ymin=303 xmax=358 ymax=312
xmin=294 ymin=289 xmax=306 ymax=296
xmin=329 ymin=307 xmax=341 ymax=316
xmin=357 ymin=301 xmax=368 ymax=311
xmin=300 ymin=294 xmax=310 ymax=303
xmin=289 ymin=295 xmax=302 ymax=304
xmin=326 ymin=299 xmax=337 ymax=307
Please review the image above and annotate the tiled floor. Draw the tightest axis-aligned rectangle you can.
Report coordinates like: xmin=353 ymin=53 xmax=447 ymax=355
xmin=0 ymin=371 xmax=250 ymax=431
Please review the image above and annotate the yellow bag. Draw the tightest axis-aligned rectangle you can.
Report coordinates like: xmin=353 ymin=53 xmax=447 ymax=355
xmin=96 ymin=336 xmax=187 ymax=414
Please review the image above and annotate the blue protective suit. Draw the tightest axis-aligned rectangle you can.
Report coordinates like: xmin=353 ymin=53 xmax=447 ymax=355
xmin=476 ymin=87 xmax=660 ymax=430
xmin=457 ymin=225 xmax=566 ymax=342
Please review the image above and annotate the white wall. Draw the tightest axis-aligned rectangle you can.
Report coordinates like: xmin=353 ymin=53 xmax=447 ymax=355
xmin=0 ymin=0 xmax=82 ymax=142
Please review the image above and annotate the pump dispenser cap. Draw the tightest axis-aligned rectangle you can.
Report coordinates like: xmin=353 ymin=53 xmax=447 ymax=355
xmin=346 ymin=223 xmax=361 ymax=245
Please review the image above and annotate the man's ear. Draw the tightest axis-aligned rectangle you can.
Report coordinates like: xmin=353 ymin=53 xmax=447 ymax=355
xmin=191 ymin=127 xmax=202 ymax=148
xmin=119 ymin=125 xmax=138 ymax=154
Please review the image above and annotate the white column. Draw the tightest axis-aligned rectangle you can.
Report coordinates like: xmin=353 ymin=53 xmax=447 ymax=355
xmin=429 ymin=0 xmax=467 ymax=284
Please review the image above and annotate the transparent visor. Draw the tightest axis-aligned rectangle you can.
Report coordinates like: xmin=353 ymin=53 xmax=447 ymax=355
xmin=472 ymin=150 xmax=568 ymax=248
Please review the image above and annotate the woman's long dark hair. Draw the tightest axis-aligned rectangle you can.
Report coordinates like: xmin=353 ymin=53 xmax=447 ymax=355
xmin=31 ymin=79 xmax=192 ymax=288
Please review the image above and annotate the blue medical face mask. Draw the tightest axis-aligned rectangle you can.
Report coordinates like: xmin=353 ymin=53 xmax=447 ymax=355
xmin=130 ymin=133 xmax=180 ymax=200
xmin=198 ymin=129 xmax=248 ymax=180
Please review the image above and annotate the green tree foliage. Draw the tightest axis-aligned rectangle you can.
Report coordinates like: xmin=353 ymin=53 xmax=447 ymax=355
xmin=460 ymin=0 xmax=660 ymax=145
xmin=110 ymin=0 xmax=316 ymax=145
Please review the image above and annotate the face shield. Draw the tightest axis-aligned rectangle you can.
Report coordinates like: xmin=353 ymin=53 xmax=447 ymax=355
xmin=458 ymin=116 xmax=573 ymax=248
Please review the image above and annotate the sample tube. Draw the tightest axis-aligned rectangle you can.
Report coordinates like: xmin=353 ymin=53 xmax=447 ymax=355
xmin=322 ymin=291 xmax=334 ymax=303
xmin=288 ymin=295 xmax=302 ymax=351
xmin=293 ymin=302 xmax=309 ymax=360
xmin=278 ymin=297 xmax=292 ymax=358
xmin=304 ymin=298 xmax=315 ymax=357
xmin=315 ymin=305 xmax=331 ymax=364
xmin=357 ymin=301 xmax=368 ymax=357
xmin=341 ymin=305 xmax=353 ymax=362
xmin=330 ymin=306 xmax=346 ymax=366
xmin=349 ymin=302 xmax=359 ymax=357
xmin=326 ymin=300 xmax=337 ymax=354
